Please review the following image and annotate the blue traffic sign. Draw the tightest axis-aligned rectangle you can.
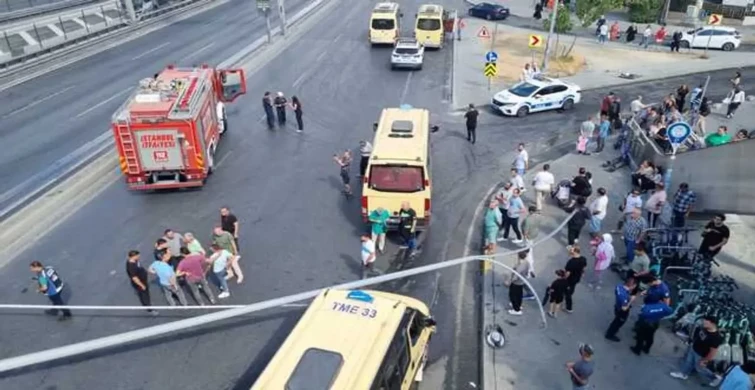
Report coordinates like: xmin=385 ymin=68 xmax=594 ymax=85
xmin=485 ymin=51 xmax=498 ymax=63
xmin=667 ymin=121 xmax=692 ymax=149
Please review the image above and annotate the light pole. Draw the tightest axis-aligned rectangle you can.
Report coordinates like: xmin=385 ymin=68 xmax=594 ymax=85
xmin=542 ymin=2 xmax=559 ymax=72
xmin=278 ymin=0 xmax=287 ymax=36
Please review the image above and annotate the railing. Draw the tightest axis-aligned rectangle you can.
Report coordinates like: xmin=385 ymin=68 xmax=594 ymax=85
xmin=0 ymin=0 xmax=103 ymax=23
xmin=0 ymin=0 xmax=207 ymax=69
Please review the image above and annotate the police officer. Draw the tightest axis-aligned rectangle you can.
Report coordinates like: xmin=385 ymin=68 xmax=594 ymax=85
xmin=30 ymin=261 xmax=72 ymax=321
xmin=262 ymin=91 xmax=275 ymax=129
xmin=631 ymin=300 xmax=672 ymax=355
xmin=605 ymin=277 xmax=637 ymax=342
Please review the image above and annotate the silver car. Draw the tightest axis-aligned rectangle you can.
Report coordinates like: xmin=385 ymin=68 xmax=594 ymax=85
xmin=391 ymin=39 xmax=424 ymax=70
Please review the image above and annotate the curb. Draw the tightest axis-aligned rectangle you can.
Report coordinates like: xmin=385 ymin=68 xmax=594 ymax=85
xmin=475 ymin=134 xmax=580 ymax=390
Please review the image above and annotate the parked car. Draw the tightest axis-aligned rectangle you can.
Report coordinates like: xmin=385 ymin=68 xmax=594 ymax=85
xmin=680 ymin=26 xmax=741 ymax=51
xmin=491 ymin=75 xmax=581 ymax=117
xmin=467 ymin=2 xmax=509 ymax=20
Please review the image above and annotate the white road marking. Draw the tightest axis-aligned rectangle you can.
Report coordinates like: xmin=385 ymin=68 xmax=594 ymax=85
xmin=2 ymin=85 xmax=76 ymax=118
xmin=181 ymin=42 xmax=215 ymax=62
xmin=293 ymin=51 xmax=329 ymax=88
xmin=74 ymin=89 xmax=130 ymax=119
xmin=399 ymin=71 xmax=413 ymax=105
xmin=215 ymin=150 xmax=233 ymax=168
xmin=332 ymin=33 xmax=343 ymax=44
xmin=131 ymin=42 xmax=172 ymax=61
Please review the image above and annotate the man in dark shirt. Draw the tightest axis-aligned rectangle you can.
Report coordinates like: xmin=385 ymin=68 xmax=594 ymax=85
xmin=699 ymin=214 xmax=730 ymax=260
xmin=153 ymin=238 xmax=168 ymax=261
xmin=642 ymin=275 xmax=671 ymax=305
xmin=566 ymin=197 xmax=591 ymax=245
xmin=126 ymin=250 xmax=157 ymax=315
xmin=398 ymin=201 xmax=418 ymax=256
xmin=220 ymin=207 xmax=240 ymax=249
xmin=670 ymin=315 xmax=723 ymax=385
xmin=262 ymin=91 xmax=275 ymax=129
xmin=273 ymin=92 xmax=287 ymax=125
xmin=632 ymin=300 xmax=672 ymax=355
xmin=464 ymin=103 xmax=478 ymax=144
xmin=563 ymin=246 xmax=587 ymax=313
xmin=571 ymin=167 xmax=591 ymax=198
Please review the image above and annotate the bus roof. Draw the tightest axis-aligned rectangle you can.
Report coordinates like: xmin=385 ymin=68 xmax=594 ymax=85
xmin=372 ymin=2 xmax=399 ymax=14
xmin=252 ymin=289 xmax=430 ymax=390
xmin=370 ymin=106 xmax=430 ymax=163
xmin=417 ymin=4 xmax=443 ymax=16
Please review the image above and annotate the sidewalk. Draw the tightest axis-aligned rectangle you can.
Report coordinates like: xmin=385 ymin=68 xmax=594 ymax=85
xmin=479 ymin=146 xmax=755 ymax=388
xmin=453 ymin=17 xmax=755 ymax=109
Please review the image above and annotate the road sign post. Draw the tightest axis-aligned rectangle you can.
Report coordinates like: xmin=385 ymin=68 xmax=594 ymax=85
xmin=704 ymin=14 xmax=723 ymax=57
xmin=528 ymin=34 xmax=543 ymax=69
xmin=257 ymin=0 xmax=272 ymax=43
xmin=665 ymin=121 xmax=693 ymax=189
xmin=542 ymin=3 xmax=558 ymax=72
xmin=278 ymin=0 xmax=288 ymax=36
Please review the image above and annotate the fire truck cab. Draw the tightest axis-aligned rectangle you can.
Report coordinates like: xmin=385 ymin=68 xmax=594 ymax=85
xmin=112 ymin=65 xmax=246 ymax=191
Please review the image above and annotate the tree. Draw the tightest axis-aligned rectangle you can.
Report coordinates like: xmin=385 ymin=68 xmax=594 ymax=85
xmin=575 ymin=0 xmax=624 ymax=28
xmin=626 ymin=0 xmax=663 ymax=23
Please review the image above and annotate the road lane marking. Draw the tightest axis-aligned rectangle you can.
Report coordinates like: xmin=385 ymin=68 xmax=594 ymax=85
xmin=292 ymin=51 xmax=328 ymax=88
xmin=74 ymin=89 xmax=130 ymax=119
xmin=131 ymin=42 xmax=172 ymax=61
xmin=333 ymin=33 xmax=343 ymax=44
xmin=215 ymin=150 xmax=233 ymax=168
xmin=2 ymin=85 xmax=76 ymax=119
xmin=399 ymin=71 xmax=413 ymax=105
xmin=181 ymin=42 xmax=215 ymax=62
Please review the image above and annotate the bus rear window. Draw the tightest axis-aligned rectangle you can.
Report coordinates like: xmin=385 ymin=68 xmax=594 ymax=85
xmin=369 ymin=165 xmax=424 ymax=192
xmin=417 ymin=18 xmax=441 ymax=31
xmin=372 ymin=18 xmax=395 ymax=30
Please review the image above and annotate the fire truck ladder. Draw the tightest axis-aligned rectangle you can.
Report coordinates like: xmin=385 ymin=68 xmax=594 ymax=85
xmin=118 ymin=122 xmax=141 ymax=175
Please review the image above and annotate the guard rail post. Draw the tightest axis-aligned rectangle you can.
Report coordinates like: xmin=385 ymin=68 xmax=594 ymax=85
xmin=123 ymin=0 xmax=136 ymax=22
xmin=3 ymin=31 xmax=12 ymax=53
xmin=101 ymin=5 xmax=108 ymax=26
xmin=81 ymin=9 xmax=91 ymax=33
xmin=662 ymin=265 xmax=693 ymax=281
xmin=58 ymin=16 xmax=68 ymax=40
xmin=32 ymin=23 xmax=43 ymax=48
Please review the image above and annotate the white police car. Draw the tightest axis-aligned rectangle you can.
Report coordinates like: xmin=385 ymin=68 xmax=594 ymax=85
xmin=491 ymin=75 xmax=581 ymax=117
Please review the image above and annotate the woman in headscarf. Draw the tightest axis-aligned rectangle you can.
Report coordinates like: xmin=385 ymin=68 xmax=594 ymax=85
xmin=590 ymin=234 xmax=614 ymax=288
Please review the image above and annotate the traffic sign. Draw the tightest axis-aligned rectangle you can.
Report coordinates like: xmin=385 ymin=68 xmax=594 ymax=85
xmin=256 ymin=0 xmax=270 ymax=10
xmin=485 ymin=51 xmax=498 ymax=63
xmin=484 ymin=62 xmax=497 ymax=78
xmin=708 ymin=13 xmax=722 ymax=25
xmin=477 ymin=25 xmax=491 ymax=39
xmin=667 ymin=121 xmax=692 ymax=153
xmin=528 ymin=34 xmax=543 ymax=48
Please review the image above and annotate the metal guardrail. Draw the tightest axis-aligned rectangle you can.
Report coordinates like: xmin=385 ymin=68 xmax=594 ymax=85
xmin=0 ymin=0 xmax=101 ymax=24
xmin=0 ymin=0 xmax=205 ymax=69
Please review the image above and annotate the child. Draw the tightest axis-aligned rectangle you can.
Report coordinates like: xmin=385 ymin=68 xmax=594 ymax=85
xmin=591 ymin=234 xmax=614 ymax=288
xmin=547 ymin=269 xmax=569 ymax=317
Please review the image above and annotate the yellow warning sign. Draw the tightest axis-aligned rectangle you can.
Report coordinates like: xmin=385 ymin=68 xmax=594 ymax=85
xmin=708 ymin=13 xmax=723 ymax=25
xmin=484 ymin=62 xmax=497 ymax=78
xmin=528 ymin=34 xmax=543 ymax=48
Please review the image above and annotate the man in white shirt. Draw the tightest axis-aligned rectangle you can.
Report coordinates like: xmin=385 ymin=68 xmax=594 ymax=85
xmin=630 ymin=95 xmax=646 ymax=115
xmin=513 ymin=143 xmax=529 ymax=176
xmin=509 ymin=168 xmax=525 ymax=193
xmin=618 ymin=188 xmax=643 ymax=230
xmin=216 ymin=101 xmax=227 ymax=134
xmin=598 ymin=23 xmax=608 ymax=43
xmin=589 ymin=187 xmax=609 ymax=238
xmin=641 ymin=25 xmax=652 ymax=48
xmin=532 ymin=164 xmax=555 ymax=211
xmin=360 ymin=235 xmax=377 ymax=277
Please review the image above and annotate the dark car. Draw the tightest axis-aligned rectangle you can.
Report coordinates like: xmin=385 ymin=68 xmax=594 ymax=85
xmin=468 ymin=2 xmax=509 ymax=20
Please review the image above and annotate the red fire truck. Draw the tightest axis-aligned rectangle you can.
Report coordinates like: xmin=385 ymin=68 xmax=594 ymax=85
xmin=111 ymin=65 xmax=246 ymax=190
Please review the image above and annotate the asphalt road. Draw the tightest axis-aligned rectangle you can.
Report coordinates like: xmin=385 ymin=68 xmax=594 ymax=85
xmin=0 ymin=0 xmax=309 ymax=198
xmin=0 ymin=0 xmax=749 ymax=385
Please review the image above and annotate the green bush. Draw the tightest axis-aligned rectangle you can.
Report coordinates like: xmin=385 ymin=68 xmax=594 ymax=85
xmin=627 ymin=0 xmax=663 ymax=23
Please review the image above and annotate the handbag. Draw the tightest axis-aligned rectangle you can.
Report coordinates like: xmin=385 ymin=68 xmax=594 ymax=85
xmin=723 ymin=91 xmax=733 ymax=105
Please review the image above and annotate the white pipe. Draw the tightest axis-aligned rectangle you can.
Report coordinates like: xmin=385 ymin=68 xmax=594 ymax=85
xmin=0 ymin=304 xmax=307 ymax=310
xmin=0 ymin=210 xmax=575 ymax=373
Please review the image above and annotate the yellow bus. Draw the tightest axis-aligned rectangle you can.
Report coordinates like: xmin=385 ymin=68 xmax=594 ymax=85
xmin=369 ymin=2 xmax=402 ymax=45
xmin=414 ymin=4 xmax=445 ymax=49
xmin=251 ymin=289 xmax=436 ymax=390
xmin=362 ymin=105 xmax=437 ymax=231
